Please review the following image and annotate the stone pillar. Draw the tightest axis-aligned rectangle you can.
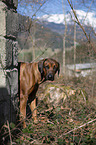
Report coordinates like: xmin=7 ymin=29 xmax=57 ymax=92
xmin=0 ymin=0 xmax=18 ymax=128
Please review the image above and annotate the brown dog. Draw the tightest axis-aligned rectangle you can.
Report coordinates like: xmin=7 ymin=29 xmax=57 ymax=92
xmin=19 ymin=58 xmax=60 ymax=128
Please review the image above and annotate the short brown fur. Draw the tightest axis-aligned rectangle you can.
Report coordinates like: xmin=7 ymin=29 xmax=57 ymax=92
xmin=19 ymin=58 xmax=60 ymax=128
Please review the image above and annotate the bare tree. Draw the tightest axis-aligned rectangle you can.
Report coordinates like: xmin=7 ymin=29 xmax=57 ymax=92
xmin=32 ymin=19 xmax=36 ymax=60
xmin=18 ymin=0 xmax=47 ymax=61
xmin=67 ymin=0 xmax=96 ymax=53
xmin=74 ymin=21 xmax=76 ymax=72
xmin=62 ymin=0 xmax=67 ymax=75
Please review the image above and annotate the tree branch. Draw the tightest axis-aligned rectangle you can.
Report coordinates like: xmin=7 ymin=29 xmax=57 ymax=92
xmin=67 ymin=0 xmax=96 ymax=53
xmin=59 ymin=118 xmax=96 ymax=138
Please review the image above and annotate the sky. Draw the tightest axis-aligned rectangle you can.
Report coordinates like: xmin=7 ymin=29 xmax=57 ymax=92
xmin=17 ymin=0 xmax=96 ymax=18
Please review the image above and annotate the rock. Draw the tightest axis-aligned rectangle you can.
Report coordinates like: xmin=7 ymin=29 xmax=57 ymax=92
xmin=39 ymin=84 xmax=88 ymax=110
xmin=39 ymin=84 xmax=77 ymax=108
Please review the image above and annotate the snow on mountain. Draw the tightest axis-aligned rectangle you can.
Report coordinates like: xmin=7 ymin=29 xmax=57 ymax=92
xmin=38 ymin=10 xmax=96 ymax=30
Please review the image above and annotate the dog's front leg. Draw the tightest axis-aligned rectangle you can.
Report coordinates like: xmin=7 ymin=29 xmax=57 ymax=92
xmin=20 ymin=95 xmax=28 ymax=128
xmin=30 ymin=98 xmax=38 ymax=123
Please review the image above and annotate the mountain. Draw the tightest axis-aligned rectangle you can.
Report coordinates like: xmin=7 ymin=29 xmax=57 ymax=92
xmin=17 ymin=20 xmax=64 ymax=50
xmin=17 ymin=13 xmax=96 ymax=63
xmin=37 ymin=10 xmax=96 ymax=44
xmin=17 ymin=9 xmax=96 ymax=52
xmin=38 ymin=21 xmax=95 ymax=41
xmin=38 ymin=10 xmax=96 ymax=31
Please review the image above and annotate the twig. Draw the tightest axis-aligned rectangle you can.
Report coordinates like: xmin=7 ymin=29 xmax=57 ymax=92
xmin=82 ymin=0 xmax=94 ymax=24
xmin=67 ymin=0 xmax=96 ymax=53
xmin=21 ymin=1 xmax=46 ymax=50
xmin=7 ymin=121 xmax=13 ymax=145
xmin=31 ymin=43 xmax=48 ymax=62
xmin=81 ymin=90 xmax=86 ymax=103
xmin=59 ymin=118 xmax=96 ymax=138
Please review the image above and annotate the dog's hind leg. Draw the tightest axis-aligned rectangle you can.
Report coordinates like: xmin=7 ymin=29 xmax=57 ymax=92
xmin=30 ymin=98 xmax=38 ymax=123
xmin=20 ymin=94 xmax=28 ymax=128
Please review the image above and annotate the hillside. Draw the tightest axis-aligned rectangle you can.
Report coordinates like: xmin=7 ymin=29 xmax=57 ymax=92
xmin=39 ymin=21 xmax=95 ymax=41
xmin=17 ymin=14 xmax=96 ymax=64
xmin=38 ymin=10 xmax=96 ymax=32
xmin=17 ymin=14 xmax=95 ymax=52
xmin=17 ymin=19 xmax=63 ymax=51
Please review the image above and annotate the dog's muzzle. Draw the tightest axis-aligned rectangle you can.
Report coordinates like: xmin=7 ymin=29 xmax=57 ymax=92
xmin=46 ymin=73 xmax=54 ymax=81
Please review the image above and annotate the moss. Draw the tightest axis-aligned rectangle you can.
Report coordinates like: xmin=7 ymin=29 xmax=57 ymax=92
xmin=43 ymin=92 xmax=50 ymax=102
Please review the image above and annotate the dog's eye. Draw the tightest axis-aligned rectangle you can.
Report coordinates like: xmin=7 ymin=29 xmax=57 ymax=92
xmin=45 ymin=65 xmax=49 ymax=69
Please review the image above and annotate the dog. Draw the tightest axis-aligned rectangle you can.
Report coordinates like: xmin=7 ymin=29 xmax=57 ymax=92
xmin=19 ymin=58 xmax=60 ymax=128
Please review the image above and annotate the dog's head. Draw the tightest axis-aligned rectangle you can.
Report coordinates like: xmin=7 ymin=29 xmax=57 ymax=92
xmin=38 ymin=58 xmax=60 ymax=81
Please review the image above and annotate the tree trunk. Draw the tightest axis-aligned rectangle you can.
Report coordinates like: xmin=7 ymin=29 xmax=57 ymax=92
xmin=62 ymin=0 xmax=67 ymax=75
xmin=74 ymin=22 xmax=76 ymax=72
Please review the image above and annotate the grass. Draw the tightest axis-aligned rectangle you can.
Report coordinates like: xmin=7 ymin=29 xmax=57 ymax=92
xmin=1 ymin=76 xmax=96 ymax=144
xmin=18 ymin=47 xmax=56 ymax=62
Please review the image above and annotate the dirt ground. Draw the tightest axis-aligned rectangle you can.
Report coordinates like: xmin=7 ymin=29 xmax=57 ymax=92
xmin=1 ymin=75 xmax=96 ymax=144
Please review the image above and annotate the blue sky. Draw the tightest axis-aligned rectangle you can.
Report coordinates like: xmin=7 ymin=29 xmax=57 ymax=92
xmin=17 ymin=0 xmax=96 ymax=18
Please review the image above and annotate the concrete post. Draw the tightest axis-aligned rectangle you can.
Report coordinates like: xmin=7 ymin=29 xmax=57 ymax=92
xmin=0 ymin=0 xmax=18 ymax=128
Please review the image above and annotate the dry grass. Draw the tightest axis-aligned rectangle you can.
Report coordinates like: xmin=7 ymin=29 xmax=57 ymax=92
xmin=1 ymin=75 xmax=96 ymax=144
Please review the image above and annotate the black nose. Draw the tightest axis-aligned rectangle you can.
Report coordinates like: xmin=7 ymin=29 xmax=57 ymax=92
xmin=48 ymin=74 xmax=54 ymax=81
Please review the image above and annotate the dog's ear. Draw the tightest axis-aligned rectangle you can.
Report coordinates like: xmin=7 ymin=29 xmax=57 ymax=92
xmin=56 ymin=62 xmax=60 ymax=76
xmin=38 ymin=59 xmax=45 ymax=80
